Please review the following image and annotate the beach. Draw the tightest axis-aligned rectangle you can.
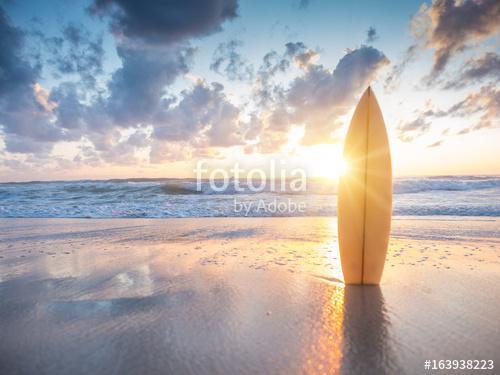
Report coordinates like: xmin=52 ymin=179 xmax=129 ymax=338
xmin=0 ymin=216 xmax=498 ymax=374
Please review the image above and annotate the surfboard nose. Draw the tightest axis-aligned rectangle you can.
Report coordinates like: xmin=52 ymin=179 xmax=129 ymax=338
xmin=358 ymin=86 xmax=372 ymax=107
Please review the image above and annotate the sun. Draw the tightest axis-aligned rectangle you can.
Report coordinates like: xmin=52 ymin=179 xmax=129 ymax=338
xmin=303 ymin=145 xmax=348 ymax=179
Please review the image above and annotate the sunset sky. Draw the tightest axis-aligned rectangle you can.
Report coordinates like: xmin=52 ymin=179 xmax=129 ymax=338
xmin=0 ymin=0 xmax=499 ymax=182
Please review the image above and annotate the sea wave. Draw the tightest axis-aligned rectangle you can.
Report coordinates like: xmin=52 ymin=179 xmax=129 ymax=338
xmin=4 ymin=176 xmax=498 ymax=196
xmin=0 ymin=176 xmax=498 ymax=217
xmin=393 ymin=176 xmax=500 ymax=194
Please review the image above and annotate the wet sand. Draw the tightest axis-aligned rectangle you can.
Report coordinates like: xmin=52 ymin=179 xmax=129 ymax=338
xmin=0 ymin=217 xmax=499 ymax=374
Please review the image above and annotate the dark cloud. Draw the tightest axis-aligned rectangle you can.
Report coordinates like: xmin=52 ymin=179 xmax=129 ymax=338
xmin=106 ymin=45 xmax=193 ymax=127
xmin=63 ymin=24 xmax=85 ymax=45
xmin=0 ymin=7 xmax=38 ymax=95
xmin=49 ymin=82 xmax=86 ymax=130
xmin=0 ymin=6 xmax=65 ymax=155
xmin=89 ymin=0 xmax=238 ymax=44
xmin=210 ymin=39 xmax=254 ymax=81
xmin=443 ymin=52 xmax=500 ymax=89
xmin=418 ymin=0 xmax=500 ymax=82
xmin=50 ymin=24 xmax=105 ymax=86
xmin=366 ymin=26 xmax=378 ymax=43
xmin=26 ymin=21 xmax=106 ymax=87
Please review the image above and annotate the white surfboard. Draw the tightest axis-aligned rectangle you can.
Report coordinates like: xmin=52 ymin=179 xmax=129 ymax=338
xmin=338 ymin=87 xmax=392 ymax=285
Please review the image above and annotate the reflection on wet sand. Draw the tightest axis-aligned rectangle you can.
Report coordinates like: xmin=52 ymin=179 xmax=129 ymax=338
xmin=301 ymin=284 xmax=400 ymax=375
xmin=0 ymin=245 xmax=399 ymax=374
xmin=341 ymin=286 xmax=400 ymax=374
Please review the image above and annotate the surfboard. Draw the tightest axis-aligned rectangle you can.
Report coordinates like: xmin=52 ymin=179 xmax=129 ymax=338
xmin=338 ymin=87 xmax=392 ymax=285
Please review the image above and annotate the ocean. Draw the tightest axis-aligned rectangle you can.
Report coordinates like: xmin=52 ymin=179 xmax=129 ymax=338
xmin=0 ymin=175 xmax=499 ymax=218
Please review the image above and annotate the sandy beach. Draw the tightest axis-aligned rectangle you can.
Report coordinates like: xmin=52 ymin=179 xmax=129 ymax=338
xmin=0 ymin=217 xmax=499 ymax=374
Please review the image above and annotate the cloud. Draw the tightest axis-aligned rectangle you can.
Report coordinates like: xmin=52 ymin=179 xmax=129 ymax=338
xmin=366 ymin=26 xmax=378 ymax=43
xmin=252 ymin=42 xmax=320 ymax=112
xmin=443 ymin=52 xmax=500 ymax=89
xmin=285 ymin=41 xmax=319 ymax=69
xmin=33 ymin=83 xmax=57 ymax=112
xmin=1 ymin=0 xmax=244 ymax=169
xmin=36 ymin=39 xmax=197 ymax=165
xmin=397 ymin=83 xmax=499 ymax=141
xmin=397 ymin=117 xmax=431 ymax=142
xmin=3 ymin=135 xmax=56 ymax=154
xmin=0 ymin=6 xmax=65 ymax=154
xmin=210 ymin=39 xmax=254 ymax=81
xmin=417 ymin=0 xmax=500 ymax=81
xmin=58 ymin=0 xmax=240 ymax=162
xmin=427 ymin=140 xmax=443 ymax=147
xmin=386 ymin=0 xmax=500 ymax=89
xmin=99 ymin=130 xmax=150 ymax=164
xmin=15 ymin=41 xmax=194 ymax=162
xmin=73 ymin=145 xmax=101 ymax=166
xmin=254 ymin=50 xmax=290 ymax=108
xmin=49 ymin=82 xmax=87 ymax=131
xmin=153 ymin=81 xmax=244 ymax=148
xmin=150 ymin=141 xmax=192 ymax=163
xmin=242 ymin=113 xmax=263 ymax=141
xmin=41 ymin=37 xmax=195 ymax=160
xmin=89 ymin=0 xmax=238 ymax=44
xmin=45 ymin=23 xmax=105 ymax=87
xmin=0 ymin=9 xmax=112 ymax=157
xmin=126 ymin=129 xmax=150 ymax=147
xmin=249 ymin=45 xmax=389 ymax=150
xmin=384 ymin=44 xmax=418 ymax=92
xmin=442 ymin=83 xmax=499 ymax=130
xmin=0 ymin=7 xmax=37 ymax=95
xmin=106 ymin=44 xmax=193 ymax=127
xmin=282 ymin=45 xmax=389 ymax=145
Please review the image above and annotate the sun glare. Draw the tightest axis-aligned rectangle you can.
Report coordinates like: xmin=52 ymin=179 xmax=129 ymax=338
xmin=303 ymin=145 xmax=348 ymax=179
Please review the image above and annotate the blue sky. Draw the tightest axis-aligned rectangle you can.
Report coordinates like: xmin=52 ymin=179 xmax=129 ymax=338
xmin=0 ymin=0 xmax=498 ymax=181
